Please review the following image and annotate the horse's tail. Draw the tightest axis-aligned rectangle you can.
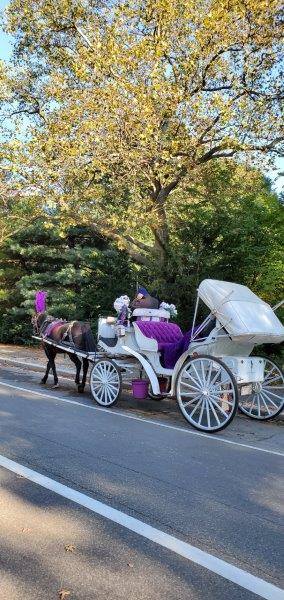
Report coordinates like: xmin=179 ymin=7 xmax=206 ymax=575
xmin=82 ymin=325 xmax=97 ymax=352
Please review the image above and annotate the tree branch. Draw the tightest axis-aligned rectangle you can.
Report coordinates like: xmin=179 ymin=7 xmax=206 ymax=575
xmin=74 ymin=25 xmax=94 ymax=50
xmin=89 ymin=223 xmax=152 ymax=266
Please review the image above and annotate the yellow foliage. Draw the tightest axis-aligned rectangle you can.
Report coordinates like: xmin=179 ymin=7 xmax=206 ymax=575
xmin=1 ymin=0 xmax=283 ymax=259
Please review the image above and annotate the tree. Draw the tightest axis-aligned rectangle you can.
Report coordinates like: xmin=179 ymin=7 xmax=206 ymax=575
xmin=0 ymin=221 xmax=137 ymax=343
xmin=134 ymin=160 xmax=283 ymax=325
xmin=1 ymin=0 xmax=283 ymax=270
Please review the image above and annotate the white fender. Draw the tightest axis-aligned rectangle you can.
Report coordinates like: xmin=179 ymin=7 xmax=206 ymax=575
xmin=122 ymin=345 xmax=160 ymax=395
xmin=170 ymin=350 xmax=192 ymax=395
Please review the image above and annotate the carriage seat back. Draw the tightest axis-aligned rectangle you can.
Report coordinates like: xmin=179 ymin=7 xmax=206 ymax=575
xmin=132 ymin=308 xmax=170 ymax=321
xmin=133 ymin=320 xmax=183 ymax=352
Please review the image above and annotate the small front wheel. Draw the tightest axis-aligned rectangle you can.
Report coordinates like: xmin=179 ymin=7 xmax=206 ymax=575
xmin=175 ymin=355 xmax=238 ymax=432
xmin=90 ymin=359 xmax=122 ymax=406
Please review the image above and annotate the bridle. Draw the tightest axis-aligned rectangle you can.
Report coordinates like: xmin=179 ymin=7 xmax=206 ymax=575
xmin=31 ymin=314 xmax=40 ymax=335
xmin=31 ymin=313 xmax=53 ymax=336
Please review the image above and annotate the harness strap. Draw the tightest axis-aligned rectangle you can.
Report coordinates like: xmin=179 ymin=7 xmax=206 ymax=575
xmin=62 ymin=320 xmax=77 ymax=346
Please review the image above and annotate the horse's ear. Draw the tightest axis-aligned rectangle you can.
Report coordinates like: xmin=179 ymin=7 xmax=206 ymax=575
xmin=35 ymin=291 xmax=47 ymax=314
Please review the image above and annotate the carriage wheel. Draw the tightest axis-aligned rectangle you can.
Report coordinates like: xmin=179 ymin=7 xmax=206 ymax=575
xmin=175 ymin=355 xmax=238 ymax=432
xmin=90 ymin=359 xmax=122 ymax=407
xmin=239 ymin=358 xmax=284 ymax=420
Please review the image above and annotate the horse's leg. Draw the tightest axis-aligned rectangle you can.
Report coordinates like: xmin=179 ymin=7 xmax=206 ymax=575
xmin=68 ymin=354 xmax=82 ymax=387
xmin=41 ymin=345 xmax=51 ymax=384
xmin=50 ymin=348 xmax=59 ymax=388
xmin=78 ymin=358 xmax=89 ymax=393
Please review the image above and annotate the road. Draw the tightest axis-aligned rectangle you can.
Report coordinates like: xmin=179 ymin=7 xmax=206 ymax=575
xmin=0 ymin=362 xmax=283 ymax=600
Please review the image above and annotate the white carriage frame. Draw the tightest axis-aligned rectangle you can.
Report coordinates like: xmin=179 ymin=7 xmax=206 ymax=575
xmin=97 ymin=290 xmax=276 ymax=398
xmin=33 ymin=281 xmax=284 ymax=429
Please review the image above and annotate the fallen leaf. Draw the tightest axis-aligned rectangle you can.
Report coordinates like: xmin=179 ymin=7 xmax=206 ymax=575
xmin=65 ymin=544 xmax=76 ymax=553
xmin=21 ymin=528 xmax=31 ymax=533
xmin=127 ymin=562 xmax=134 ymax=568
xmin=58 ymin=590 xmax=71 ymax=600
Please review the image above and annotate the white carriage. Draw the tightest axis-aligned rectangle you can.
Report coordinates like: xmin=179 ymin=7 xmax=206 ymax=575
xmin=90 ymin=279 xmax=284 ymax=433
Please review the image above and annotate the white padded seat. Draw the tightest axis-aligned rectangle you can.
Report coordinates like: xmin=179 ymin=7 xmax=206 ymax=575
xmin=132 ymin=308 xmax=169 ymax=321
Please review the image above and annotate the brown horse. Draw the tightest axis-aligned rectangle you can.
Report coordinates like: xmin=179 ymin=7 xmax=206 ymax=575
xmin=32 ymin=312 xmax=96 ymax=392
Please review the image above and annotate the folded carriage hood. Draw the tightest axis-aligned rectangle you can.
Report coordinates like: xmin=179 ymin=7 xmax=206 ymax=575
xmin=198 ymin=279 xmax=284 ymax=344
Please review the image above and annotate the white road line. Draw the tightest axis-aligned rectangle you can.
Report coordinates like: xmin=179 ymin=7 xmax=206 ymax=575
xmin=0 ymin=380 xmax=283 ymax=458
xmin=0 ymin=454 xmax=282 ymax=600
xmin=0 ymin=355 xmax=72 ymax=374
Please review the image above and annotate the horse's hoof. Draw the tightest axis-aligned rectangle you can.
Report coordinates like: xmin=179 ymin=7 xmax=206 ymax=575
xmin=78 ymin=385 xmax=84 ymax=393
xmin=40 ymin=379 xmax=46 ymax=385
xmin=52 ymin=383 xmax=59 ymax=389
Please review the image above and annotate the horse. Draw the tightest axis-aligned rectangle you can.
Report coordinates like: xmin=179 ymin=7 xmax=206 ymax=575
xmin=32 ymin=312 xmax=96 ymax=392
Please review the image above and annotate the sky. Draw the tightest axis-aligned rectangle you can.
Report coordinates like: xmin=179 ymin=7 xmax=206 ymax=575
xmin=0 ymin=0 xmax=283 ymax=194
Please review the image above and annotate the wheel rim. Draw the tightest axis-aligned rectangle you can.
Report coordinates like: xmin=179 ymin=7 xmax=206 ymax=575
xmin=177 ymin=357 xmax=237 ymax=431
xmin=239 ymin=359 xmax=284 ymax=419
xmin=90 ymin=361 xmax=120 ymax=406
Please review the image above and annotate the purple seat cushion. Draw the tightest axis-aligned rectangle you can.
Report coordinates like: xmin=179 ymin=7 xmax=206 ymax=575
xmin=136 ymin=321 xmax=183 ymax=344
xmin=158 ymin=329 xmax=195 ymax=369
xmin=136 ymin=321 xmax=200 ymax=369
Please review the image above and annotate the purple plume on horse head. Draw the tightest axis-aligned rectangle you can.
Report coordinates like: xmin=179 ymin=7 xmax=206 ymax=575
xmin=35 ymin=291 xmax=47 ymax=314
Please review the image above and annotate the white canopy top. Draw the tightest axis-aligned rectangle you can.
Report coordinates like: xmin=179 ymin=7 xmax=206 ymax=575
xmin=198 ymin=279 xmax=284 ymax=344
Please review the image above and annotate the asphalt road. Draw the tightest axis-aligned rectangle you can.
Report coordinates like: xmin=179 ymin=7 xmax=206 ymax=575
xmin=0 ymin=363 xmax=283 ymax=600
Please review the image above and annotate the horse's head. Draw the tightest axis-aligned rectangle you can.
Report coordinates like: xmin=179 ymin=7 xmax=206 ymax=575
xmin=31 ymin=312 xmax=47 ymax=335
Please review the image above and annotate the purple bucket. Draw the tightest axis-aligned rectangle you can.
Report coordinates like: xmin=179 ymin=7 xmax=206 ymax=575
xmin=131 ymin=379 xmax=149 ymax=400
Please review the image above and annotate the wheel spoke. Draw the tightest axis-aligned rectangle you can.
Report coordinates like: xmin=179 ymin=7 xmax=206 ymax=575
xmin=107 ymin=381 xmax=119 ymax=390
xmin=200 ymin=361 xmax=206 ymax=385
xmin=189 ymin=397 xmax=203 ymax=419
xmin=107 ymin=386 xmax=117 ymax=399
xmin=96 ymin=386 xmax=104 ymax=401
xmin=264 ymin=374 xmax=282 ymax=385
xmin=184 ymin=370 xmax=201 ymax=387
xmin=209 ymin=387 xmax=234 ymax=396
xmin=210 ymin=394 xmax=234 ymax=406
xmin=198 ymin=399 xmax=206 ymax=425
xmin=92 ymin=382 xmax=104 ymax=390
xmin=181 ymin=391 xmax=203 ymax=398
xmin=261 ymin=389 xmax=281 ymax=409
xmin=219 ymin=378 xmax=233 ymax=386
xmin=261 ymin=388 xmax=283 ymax=401
xmin=263 ymin=385 xmax=284 ymax=390
xmin=183 ymin=394 xmax=203 ymax=408
xmin=206 ymin=360 xmax=213 ymax=385
xmin=257 ymin=393 xmax=261 ymax=417
xmin=208 ymin=369 xmax=221 ymax=387
xmin=210 ymin=398 xmax=230 ymax=419
xmin=263 ymin=366 xmax=275 ymax=381
xmin=205 ymin=399 xmax=211 ymax=428
xmin=249 ymin=394 xmax=257 ymax=414
xmin=104 ymin=388 xmax=109 ymax=404
xmin=207 ymin=398 xmax=221 ymax=426
xmin=258 ymin=393 xmax=271 ymax=416
xmin=191 ymin=363 xmax=203 ymax=386
xmin=181 ymin=379 xmax=201 ymax=390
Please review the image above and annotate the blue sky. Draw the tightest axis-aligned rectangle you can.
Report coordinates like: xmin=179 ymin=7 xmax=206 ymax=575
xmin=0 ymin=0 xmax=283 ymax=193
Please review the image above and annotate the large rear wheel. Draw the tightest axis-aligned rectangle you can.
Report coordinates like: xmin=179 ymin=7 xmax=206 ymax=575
xmin=239 ymin=358 xmax=284 ymax=420
xmin=175 ymin=355 xmax=238 ymax=432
